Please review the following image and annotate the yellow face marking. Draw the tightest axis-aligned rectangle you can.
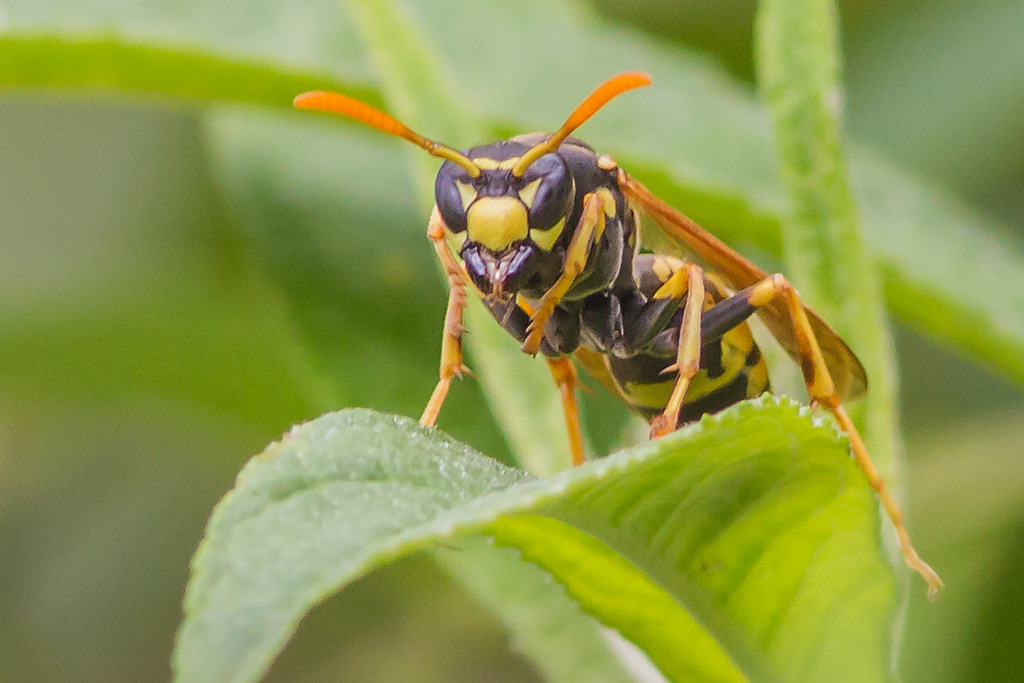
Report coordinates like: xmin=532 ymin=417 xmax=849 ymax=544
xmin=473 ymin=157 xmax=499 ymax=170
xmin=467 ymin=196 xmax=529 ymax=251
xmin=456 ymin=181 xmax=477 ymax=210
xmin=471 ymin=157 xmax=521 ymax=170
xmin=517 ymin=178 xmax=543 ymax=208
xmin=597 ymin=154 xmax=617 ymax=171
xmin=530 ymin=216 xmax=566 ymax=251
xmin=445 ymin=227 xmax=468 ymax=253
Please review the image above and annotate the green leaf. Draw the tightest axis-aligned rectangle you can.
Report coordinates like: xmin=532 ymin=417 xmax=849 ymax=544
xmin=0 ymin=35 xmax=371 ymax=110
xmin=432 ymin=539 xmax=637 ymax=683
xmin=0 ymin=0 xmax=368 ymax=78
xmin=174 ymin=400 xmax=898 ymax=683
xmin=480 ymin=517 xmax=746 ymax=683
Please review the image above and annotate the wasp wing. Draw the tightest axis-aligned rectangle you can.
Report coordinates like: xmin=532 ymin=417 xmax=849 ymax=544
xmin=620 ymin=173 xmax=868 ymax=401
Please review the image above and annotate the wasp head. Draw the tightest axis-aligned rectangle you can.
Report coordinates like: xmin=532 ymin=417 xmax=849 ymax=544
xmin=435 ymin=139 xmax=573 ymax=300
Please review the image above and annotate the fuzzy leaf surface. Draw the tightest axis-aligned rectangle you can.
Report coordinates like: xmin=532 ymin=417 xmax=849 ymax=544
xmin=174 ymin=400 xmax=897 ymax=683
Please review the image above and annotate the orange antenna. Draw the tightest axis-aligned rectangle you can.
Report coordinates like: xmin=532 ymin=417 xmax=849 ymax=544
xmin=294 ymin=91 xmax=481 ymax=177
xmin=511 ymin=72 xmax=651 ymax=177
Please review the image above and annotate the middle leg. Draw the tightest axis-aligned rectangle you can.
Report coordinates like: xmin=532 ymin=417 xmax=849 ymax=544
xmin=648 ymin=264 xmax=706 ymax=437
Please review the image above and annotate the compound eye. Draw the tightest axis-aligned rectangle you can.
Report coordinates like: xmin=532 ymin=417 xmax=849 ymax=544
xmin=519 ymin=154 xmax=573 ymax=232
xmin=434 ymin=160 xmax=476 ymax=234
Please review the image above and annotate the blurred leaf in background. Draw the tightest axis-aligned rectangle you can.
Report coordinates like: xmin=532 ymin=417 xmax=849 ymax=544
xmin=1 ymin=0 xmax=1023 ymax=681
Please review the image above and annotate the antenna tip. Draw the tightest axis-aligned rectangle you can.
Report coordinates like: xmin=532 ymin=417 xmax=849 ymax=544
xmin=610 ymin=72 xmax=653 ymax=92
xmin=293 ymin=92 xmax=322 ymax=109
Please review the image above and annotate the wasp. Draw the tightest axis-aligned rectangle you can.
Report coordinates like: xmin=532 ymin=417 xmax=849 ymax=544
xmin=294 ymin=73 xmax=942 ymax=596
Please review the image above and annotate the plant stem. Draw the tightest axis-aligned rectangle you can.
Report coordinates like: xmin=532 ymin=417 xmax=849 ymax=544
xmin=754 ymin=0 xmax=902 ymax=488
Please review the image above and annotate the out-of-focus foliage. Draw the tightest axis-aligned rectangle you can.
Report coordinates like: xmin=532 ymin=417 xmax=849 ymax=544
xmin=1 ymin=0 xmax=1022 ymax=681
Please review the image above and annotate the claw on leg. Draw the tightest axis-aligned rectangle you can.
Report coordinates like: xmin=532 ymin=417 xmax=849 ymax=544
xmin=648 ymin=413 xmax=676 ymax=439
xmin=832 ymin=405 xmax=944 ymax=599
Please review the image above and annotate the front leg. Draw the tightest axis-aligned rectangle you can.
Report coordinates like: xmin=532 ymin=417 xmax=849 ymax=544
xmin=420 ymin=207 xmax=471 ymax=428
xmin=522 ymin=191 xmax=612 ymax=355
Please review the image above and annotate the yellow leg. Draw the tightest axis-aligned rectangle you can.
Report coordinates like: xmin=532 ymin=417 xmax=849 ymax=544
xmin=420 ymin=207 xmax=470 ymax=428
xmin=547 ymin=357 xmax=586 ymax=466
xmin=522 ymin=191 xmax=609 ymax=355
xmin=747 ymin=274 xmax=944 ymax=598
xmin=648 ymin=265 xmax=705 ymax=438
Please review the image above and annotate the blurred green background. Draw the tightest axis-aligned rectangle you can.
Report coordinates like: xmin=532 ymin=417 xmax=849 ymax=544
xmin=1 ymin=0 xmax=1023 ymax=681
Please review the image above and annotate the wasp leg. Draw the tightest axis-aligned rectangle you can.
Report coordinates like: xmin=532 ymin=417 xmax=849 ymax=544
xmin=618 ymin=254 xmax=706 ymax=354
xmin=421 ymin=207 xmax=471 ymax=428
xmin=513 ymin=297 xmax=586 ymax=465
xmin=547 ymin=357 xmax=587 ymax=466
xmin=486 ymin=296 xmax=580 ymax=357
xmin=523 ymin=191 xmax=611 ymax=355
xmin=744 ymin=274 xmax=943 ymax=598
xmin=648 ymin=265 xmax=706 ymax=438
